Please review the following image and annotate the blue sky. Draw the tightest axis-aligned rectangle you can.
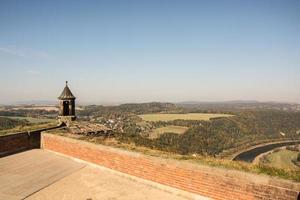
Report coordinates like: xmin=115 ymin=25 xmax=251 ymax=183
xmin=0 ymin=0 xmax=299 ymax=104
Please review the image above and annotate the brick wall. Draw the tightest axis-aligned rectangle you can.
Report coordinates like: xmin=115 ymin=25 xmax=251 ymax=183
xmin=42 ymin=133 xmax=300 ymax=200
xmin=0 ymin=131 xmax=40 ymax=157
xmin=0 ymin=125 xmax=62 ymax=157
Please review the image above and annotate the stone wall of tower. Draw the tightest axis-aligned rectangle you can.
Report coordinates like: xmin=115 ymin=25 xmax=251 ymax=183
xmin=58 ymin=99 xmax=75 ymax=117
xmin=70 ymin=99 xmax=75 ymax=116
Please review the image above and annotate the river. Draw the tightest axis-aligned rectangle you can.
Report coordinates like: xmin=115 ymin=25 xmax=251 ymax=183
xmin=232 ymin=140 xmax=300 ymax=163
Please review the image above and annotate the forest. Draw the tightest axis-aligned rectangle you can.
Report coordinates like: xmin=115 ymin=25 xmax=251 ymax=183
xmin=77 ymin=103 xmax=300 ymax=157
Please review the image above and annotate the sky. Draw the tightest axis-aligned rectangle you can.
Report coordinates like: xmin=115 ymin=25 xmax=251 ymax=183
xmin=0 ymin=0 xmax=299 ymax=104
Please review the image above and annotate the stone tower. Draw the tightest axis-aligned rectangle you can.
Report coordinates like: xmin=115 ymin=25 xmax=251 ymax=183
xmin=58 ymin=81 xmax=76 ymax=124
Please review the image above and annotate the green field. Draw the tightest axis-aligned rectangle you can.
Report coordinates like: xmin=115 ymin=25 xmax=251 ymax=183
xmin=0 ymin=116 xmax=55 ymax=124
xmin=260 ymin=149 xmax=299 ymax=170
xmin=0 ymin=121 xmax=58 ymax=136
xmin=150 ymin=125 xmax=189 ymax=139
xmin=139 ymin=113 xmax=233 ymax=122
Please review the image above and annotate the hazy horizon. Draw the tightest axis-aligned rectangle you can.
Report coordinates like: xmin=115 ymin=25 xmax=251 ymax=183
xmin=1 ymin=0 xmax=299 ymax=104
xmin=2 ymin=99 xmax=299 ymax=106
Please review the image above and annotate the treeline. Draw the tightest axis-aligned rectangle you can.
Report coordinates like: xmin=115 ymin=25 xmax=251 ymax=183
xmin=116 ymin=110 xmax=300 ymax=156
xmin=0 ymin=109 xmax=56 ymax=118
xmin=177 ymin=102 xmax=300 ymax=112
xmin=0 ymin=117 xmax=28 ymax=130
xmin=79 ymin=102 xmax=181 ymax=116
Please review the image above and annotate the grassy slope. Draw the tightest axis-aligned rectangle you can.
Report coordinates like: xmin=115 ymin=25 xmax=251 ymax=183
xmin=260 ymin=149 xmax=299 ymax=170
xmin=0 ymin=121 xmax=58 ymax=136
xmin=150 ymin=125 xmax=188 ymax=139
xmin=139 ymin=113 xmax=233 ymax=122
xmin=0 ymin=116 xmax=57 ymax=136
xmin=0 ymin=117 xmax=27 ymax=131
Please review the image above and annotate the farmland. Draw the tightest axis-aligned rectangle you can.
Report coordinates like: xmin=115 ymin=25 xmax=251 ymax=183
xmin=149 ymin=125 xmax=188 ymax=139
xmin=12 ymin=106 xmax=59 ymax=111
xmin=0 ymin=115 xmax=57 ymax=136
xmin=138 ymin=113 xmax=233 ymax=122
xmin=0 ymin=116 xmax=55 ymax=124
xmin=0 ymin=105 xmax=59 ymax=136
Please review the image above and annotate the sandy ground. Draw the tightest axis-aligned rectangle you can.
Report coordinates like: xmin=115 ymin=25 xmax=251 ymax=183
xmin=0 ymin=150 xmax=209 ymax=200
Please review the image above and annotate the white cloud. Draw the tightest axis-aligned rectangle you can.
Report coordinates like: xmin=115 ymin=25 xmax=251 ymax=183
xmin=0 ymin=46 xmax=54 ymax=60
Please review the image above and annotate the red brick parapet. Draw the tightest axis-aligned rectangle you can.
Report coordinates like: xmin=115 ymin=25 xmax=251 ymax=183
xmin=0 ymin=132 xmax=40 ymax=157
xmin=0 ymin=125 xmax=62 ymax=157
xmin=42 ymin=133 xmax=300 ymax=200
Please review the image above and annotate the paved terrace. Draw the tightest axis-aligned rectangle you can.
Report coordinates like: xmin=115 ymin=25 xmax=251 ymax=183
xmin=0 ymin=149 xmax=205 ymax=200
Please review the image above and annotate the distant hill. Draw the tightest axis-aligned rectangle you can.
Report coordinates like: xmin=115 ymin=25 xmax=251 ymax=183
xmin=178 ymin=100 xmax=259 ymax=105
xmin=3 ymin=100 xmax=300 ymax=113
xmin=79 ymin=102 xmax=181 ymax=116
xmin=13 ymin=100 xmax=57 ymax=105
xmin=177 ymin=101 xmax=300 ymax=112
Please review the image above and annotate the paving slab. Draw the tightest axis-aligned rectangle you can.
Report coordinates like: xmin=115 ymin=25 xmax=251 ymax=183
xmin=27 ymin=165 xmax=195 ymax=200
xmin=0 ymin=149 xmax=85 ymax=199
xmin=0 ymin=150 xmax=205 ymax=200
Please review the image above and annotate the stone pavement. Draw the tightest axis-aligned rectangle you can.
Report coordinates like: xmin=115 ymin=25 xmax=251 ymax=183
xmin=0 ymin=150 xmax=206 ymax=200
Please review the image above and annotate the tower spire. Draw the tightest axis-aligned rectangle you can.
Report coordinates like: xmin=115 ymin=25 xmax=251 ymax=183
xmin=58 ymin=81 xmax=76 ymax=124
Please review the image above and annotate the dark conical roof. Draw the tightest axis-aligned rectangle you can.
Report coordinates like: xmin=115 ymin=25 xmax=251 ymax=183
xmin=58 ymin=81 xmax=76 ymax=100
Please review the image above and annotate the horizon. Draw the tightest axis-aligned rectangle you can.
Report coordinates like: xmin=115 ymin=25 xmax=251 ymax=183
xmin=2 ymin=99 xmax=300 ymax=106
xmin=0 ymin=0 xmax=299 ymax=104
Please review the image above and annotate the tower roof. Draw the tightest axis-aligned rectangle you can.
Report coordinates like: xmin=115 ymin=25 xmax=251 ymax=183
xmin=58 ymin=81 xmax=76 ymax=100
